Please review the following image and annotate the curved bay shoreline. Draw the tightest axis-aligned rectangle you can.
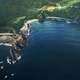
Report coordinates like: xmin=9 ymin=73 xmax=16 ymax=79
xmin=0 ymin=17 xmax=77 ymax=47
xmin=0 ymin=16 xmax=79 ymax=64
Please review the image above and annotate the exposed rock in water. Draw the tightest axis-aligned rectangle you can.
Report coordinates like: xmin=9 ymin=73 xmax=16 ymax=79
xmin=38 ymin=12 xmax=46 ymax=22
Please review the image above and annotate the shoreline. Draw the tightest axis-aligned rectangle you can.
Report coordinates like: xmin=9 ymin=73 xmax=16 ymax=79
xmin=0 ymin=16 xmax=79 ymax=64
xmin=26 ymin=16 xmax=79 ymax=24
xmin=0 ymin=16 xmax=78 ymax=47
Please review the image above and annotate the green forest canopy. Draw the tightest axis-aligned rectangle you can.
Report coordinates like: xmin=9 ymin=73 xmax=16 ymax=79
xmin=0 ymin=0 xmax=80 ymax=32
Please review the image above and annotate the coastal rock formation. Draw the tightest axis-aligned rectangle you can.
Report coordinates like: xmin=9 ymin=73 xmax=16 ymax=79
xmin=0 ymin=20 xmax=31 ymax=64
xmin=0 ymin=33 xmax=26 ymax=64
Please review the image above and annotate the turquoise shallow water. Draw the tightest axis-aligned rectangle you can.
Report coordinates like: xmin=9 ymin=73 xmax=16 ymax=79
xmin=0 ymin=21 xmax=80 ymax=80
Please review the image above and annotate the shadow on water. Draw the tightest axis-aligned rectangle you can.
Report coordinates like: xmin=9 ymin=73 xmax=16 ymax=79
xmin=1 ymin=21 xmax=80 ymax=80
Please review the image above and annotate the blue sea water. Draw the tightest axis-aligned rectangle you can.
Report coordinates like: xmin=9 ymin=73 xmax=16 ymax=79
xmin=0 ymin=21 xmax=80 ymax=80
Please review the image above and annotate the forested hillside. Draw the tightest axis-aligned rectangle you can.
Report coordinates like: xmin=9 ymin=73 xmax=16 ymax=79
xmin=0 ymin=0 xmax=80 ymax=32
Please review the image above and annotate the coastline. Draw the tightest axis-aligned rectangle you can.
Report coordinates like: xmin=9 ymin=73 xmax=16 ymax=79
xmin=0 ymin=16 xmax=78 ymax=64
xmin=0 ymin=16 xmax=78 ymax=47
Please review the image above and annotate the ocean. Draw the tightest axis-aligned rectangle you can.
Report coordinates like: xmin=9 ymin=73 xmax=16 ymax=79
xmin=0 ymin=20 xmax=80 ymax=80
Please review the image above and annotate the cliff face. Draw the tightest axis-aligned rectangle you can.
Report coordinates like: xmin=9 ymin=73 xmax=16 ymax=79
xmin=0 ymin=33 xmax=21 ymax=44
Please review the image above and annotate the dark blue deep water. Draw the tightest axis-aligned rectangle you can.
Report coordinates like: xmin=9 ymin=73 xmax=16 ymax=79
xmin=1 ymin=21 xmax=80 ymax=80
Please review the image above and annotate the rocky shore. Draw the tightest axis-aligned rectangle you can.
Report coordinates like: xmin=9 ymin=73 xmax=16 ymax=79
xmin=0 ymin=20 xmax=31 ymax=64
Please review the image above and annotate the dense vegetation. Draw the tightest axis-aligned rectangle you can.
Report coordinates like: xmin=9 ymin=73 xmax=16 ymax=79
xmin=0 ymin=0 xmax=80 ymax=32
